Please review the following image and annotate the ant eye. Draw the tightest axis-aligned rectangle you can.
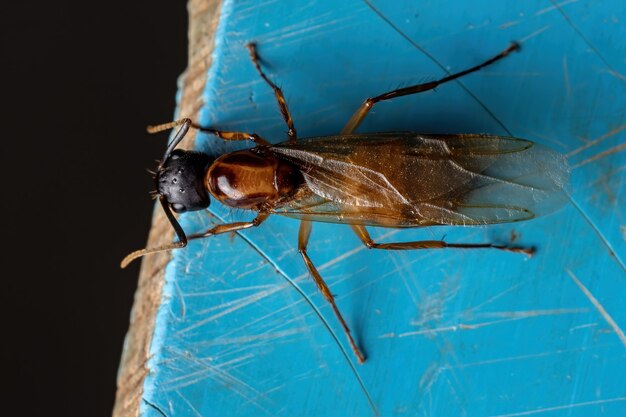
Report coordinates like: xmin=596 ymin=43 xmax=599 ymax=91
xmin=171 ymin=203 xmax=187 ymax=213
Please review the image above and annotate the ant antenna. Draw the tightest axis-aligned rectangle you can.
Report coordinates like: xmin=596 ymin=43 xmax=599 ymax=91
xmin=148 ymin=118 xmax=193 ymax=169
xmin=121 ymin=118 xmax=196 ymax=268
xmin=121 ymin=196 xmax=188 ymax=268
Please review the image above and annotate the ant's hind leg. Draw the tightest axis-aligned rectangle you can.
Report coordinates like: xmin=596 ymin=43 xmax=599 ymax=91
xmin=350 ymin=224 xmax=534 ymax=256
xmin=247 ymin=42 xmax=297 ymax=143
xmin=341 ymin=42 xmax=520 ymax=135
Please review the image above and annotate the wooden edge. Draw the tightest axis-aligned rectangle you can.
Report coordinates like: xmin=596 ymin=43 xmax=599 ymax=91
xmin=112 ymin=1 xmax=222 ymax=416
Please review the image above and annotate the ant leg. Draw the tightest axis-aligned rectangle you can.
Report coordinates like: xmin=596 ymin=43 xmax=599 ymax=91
xmin=188 ymin=212 xmax=270 ymax=240
xmin=298 ymin=220 xmax=367 ymax=364
xmin=341 ymin=42 xmax=520 ymax=135
xmin=247 ymin=42 xmax=297 ymax=143
xmin=147 ymin=119 xmax=270 ymax=146
xmin=121 ymin=212 xmax=270 ymax=268
xmin=193 ymin=126 xmax=270 ymax=147
xmin=350 ymin=224 xmax=534 ymax=255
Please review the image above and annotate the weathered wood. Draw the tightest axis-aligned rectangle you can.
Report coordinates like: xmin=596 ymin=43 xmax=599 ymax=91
xmin=112 ymin=2 xmax=222 ymax=416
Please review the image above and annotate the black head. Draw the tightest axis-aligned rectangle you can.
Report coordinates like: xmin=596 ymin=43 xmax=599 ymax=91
xmin=157 ymin=149 xmax=211 ymax=212
xmin=121 ymin=118 xmax=212 ymax=268
xmin=151 ymin=118 xmax=210 ymax=250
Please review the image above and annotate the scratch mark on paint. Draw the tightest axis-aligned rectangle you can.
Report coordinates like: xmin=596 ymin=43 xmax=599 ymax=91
xmin=419 ymin=363 xmax=446 ymax=393
xmin=489 ymin=396 xmax=626 ymax=417
xmin=567 ymin=270 xmax=626 ymax=347
xmin=333 ymin=267 xmax=375 ymax=298
xmin=381 ymin=323 xmax=467 ymax=338
xmin=464 ymin=283 xmax=524 ymax=313
xmin=566 ymin=191 xmax=626 ymax=273
xmin=180 ymin=288 xmax=283 ymax=333
xmin=410 ymin=273 xmax=461 ymax=328
xmin=517 ymin=25 xmax=552 ymax=43
xmin=569 ymin=322 xmax=598 ymax=333
xmin=470 ymin=308 xmax=588 ymax=319
xmin=210 ymin=297 xmax=305 ymax=344
xmin=385 ymin=308 xmax=586 ymax=338
xmin=236 ymin=262 xmax=272 ymax=279
xmin=212 ymin=273 xmax=358 ymax=348
xmin=182 ymin=284 xmax=276 ymax=297
xmin=175 ymin=391 xmax=203 ymax=417
xmin=562 ymin=55 xmax=571 ymax=98
xmin=174 ymin=280 xmax=186 ymax=319
xmin=378 ymin=251 xmax=432 ymax=281
xmin=572 ymin=142 xmax=626 ymax=169
xmin=194 ymin=328 xmax=304 ymax=347
xmin=235 ymin=0 xmax=281 ymax=16
xmin=479 ymin=71 xmax=545 ymax=77
xmin=567 ymin=124 xmax=626 ymax=157
xmin=444 ymin=375 xmax=467 ymax=417
xmin=535 ymin=0 xmax=578 ymax=16
xmin=499 ymin=20 xmax=520 ymax=29
xmin=162 ymin=354 xmax=276 ymax=416
xmin=262 ymin=383 xmax=287 ymax=397
xmin=456 ymin=343 xmax=615 ymax=369
xmin=163 ymin=353 xmax=255 ymax=391
xmin=397 ymin=255 xmax=422 ymax=310
xmin=575 ymin=165 xmax=626 ymax=196
xmin=607 ymin=69 xmax=626 ymax=82
xmin=264 ymin=20 xmax=359 ymax=46
xmin=208 ymin=341 xmax=269 ymax=364
xmin=621 ymin=225 xmax=626 ymax=241
xmin=549 ymin=0 xmax=624 ymax=83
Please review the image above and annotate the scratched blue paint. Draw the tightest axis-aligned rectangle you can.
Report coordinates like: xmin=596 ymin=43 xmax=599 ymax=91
xmin=140 ymin=1 xmax=626 ymax=416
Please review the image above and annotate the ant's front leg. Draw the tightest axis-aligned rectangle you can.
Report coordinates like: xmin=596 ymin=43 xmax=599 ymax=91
xmin=147 ymin=118 xmax=271 ymax=147
xmin=194 ymin=126 xmax=271 ymax=147
xmin=247 ymin=42 xmax=297 ymax=143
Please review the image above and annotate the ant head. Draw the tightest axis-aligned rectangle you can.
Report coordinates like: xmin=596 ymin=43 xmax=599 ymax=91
xmin=157 ymin=149 xmax=211 ymax=213
xmin=121 ymin=118 xmax=211 ymax=269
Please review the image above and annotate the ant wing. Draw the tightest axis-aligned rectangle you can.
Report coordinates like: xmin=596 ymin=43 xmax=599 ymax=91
xmin=271 ymin=133 xmax=569 ymax=227
xmin=272 ymin=190 xmax=434 ymax=227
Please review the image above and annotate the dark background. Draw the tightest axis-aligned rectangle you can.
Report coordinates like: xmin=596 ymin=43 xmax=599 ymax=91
xmin=3 ymin=1 xmax=187 ymax=415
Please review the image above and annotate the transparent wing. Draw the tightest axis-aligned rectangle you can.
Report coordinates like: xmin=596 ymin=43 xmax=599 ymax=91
xmin=272 ymin=191 xmax=438 ymax=227
xmin=271 ymin=133 xmax=570 ymax=227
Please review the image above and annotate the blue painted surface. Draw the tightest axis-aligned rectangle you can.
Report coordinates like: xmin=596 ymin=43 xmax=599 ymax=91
xmin=141 ymin=1 xmax=626 ymax=416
